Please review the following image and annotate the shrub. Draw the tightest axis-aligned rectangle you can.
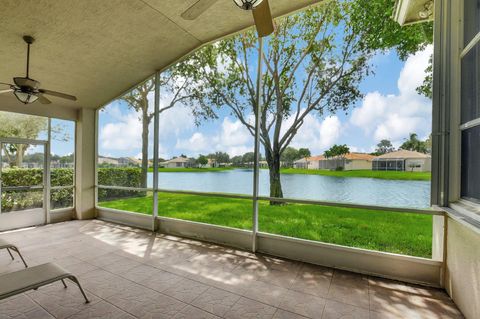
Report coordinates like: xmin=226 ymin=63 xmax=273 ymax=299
xmin=1 ymin=167 xmax=144 ymax=211
xmin=97 ymin=167 xmax=145 ymax=201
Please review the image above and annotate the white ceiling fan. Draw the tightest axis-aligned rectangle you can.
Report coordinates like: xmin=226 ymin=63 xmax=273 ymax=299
xmin=181 ymin=0 xmax=274 ymax=37
xmin=0 ymin=35 xmax=77 ymax=105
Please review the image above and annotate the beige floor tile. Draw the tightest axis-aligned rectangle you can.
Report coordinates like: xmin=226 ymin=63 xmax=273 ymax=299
xmin=0 ymin=221 xmax=464 ymax=319
xmin=102 ymin=257 xmax=142 ymax=275
xmin=191 ymin=286 xmax=241 ymax=317
xmin=321 ymin=300 xmax=369 ymax=319
xmin=273 ymin=309 xmax=310 ymax=319
xmin=291 ymin=264 xmax=332 ymax=298
xmin=224 ymin=297 xmax=277 ymax=319
xmin=162 ymin=278 xmax=210 ymax=303
xmin=278 ymin=289 xmax=326 ymax=318
xmin=0 ymin=294 xmax=53 ymax=319
xmin=26 ymin=282 xmax=100 ymax=319
xmin=63 ymin=261 xmax=99 ymax=277
xmin=106 ymin=283 xmax=187 ymax=319
xmin=173 ymin=305 xmax=221 ymax=319
xmin=79 ymin=269 xmax=132 ymax=299
xmin=331 ymin=270 xmax=369 ymax=289
xmin=138 ymin=268 xmax=184 ymax=292
xmin=242 ymin=280 xmax=289 ymax=307
xmin=327 ymin=283 xmax=369 ymax=309
xmin=119 ymin=264 xmax=159 ymax=282
xmin=67 ymin=300 xmax=135 ymax=319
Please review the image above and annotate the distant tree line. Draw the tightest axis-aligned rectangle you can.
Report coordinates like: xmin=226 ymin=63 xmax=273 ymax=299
xmin=373 ymin=133 xmax=432 ymax=156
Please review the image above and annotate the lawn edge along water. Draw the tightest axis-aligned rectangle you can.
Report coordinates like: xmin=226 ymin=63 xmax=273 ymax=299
xmin=280 ymin=168 xmax=431 ymax=181
xmin=99 ymin=192 xmax=433 ymax=258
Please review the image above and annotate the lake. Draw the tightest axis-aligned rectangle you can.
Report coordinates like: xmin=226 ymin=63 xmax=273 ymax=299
xmin=147 ymin=169 xmax=430 ymax=209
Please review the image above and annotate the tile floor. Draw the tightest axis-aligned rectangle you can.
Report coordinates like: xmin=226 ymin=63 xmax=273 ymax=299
xmin=0 ymin=220 xmax=463 ymax=319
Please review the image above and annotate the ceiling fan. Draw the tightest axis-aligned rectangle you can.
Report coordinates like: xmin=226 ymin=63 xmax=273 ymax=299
xmin=181 ymin=0 xmax=274 ymax=37
xmin=0 ymin=35 xmax=77 ymax=105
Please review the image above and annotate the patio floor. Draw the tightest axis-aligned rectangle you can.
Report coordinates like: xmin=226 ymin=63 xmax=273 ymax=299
xmin=0 ymin=220 xmax=463 ymax=319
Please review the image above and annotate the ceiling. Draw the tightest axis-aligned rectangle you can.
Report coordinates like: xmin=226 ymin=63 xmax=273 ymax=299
xmin=0 ymin=0 xmax=321 ymax=111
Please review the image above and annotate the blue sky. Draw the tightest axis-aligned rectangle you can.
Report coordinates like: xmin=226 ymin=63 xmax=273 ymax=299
xmin=98 ymin=44 xmax=432 ymax=160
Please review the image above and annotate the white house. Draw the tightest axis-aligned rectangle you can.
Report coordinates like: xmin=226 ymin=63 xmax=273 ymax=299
xmin=373 ymin=150 xmax=431 ymax=172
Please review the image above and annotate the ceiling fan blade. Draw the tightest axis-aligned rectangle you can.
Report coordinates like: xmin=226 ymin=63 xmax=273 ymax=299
xmin=0 ymin=82 xmax=14 ymax=87
xmin=0 ymin=89 xmax=13 ymax=94
xmin=252 ymin=0 xmax=274 ymax=37
xmin=39 ymin=89 xmax=77 ymax=101
xmin=181 ymin=0 xmax=218 ymax=20
xmin=38 ymin=94 xmax=51 ymax=104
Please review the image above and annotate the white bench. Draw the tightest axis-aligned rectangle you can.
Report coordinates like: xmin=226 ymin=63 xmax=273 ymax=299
xmin=0 ymin=238 xmax=28 ymax=268
xmin=0 ymin=262 xmax=90 ymax=303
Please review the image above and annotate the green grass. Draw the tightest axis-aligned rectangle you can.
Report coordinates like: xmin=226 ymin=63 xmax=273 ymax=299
xmin=149 ymin=167 xmax=234 ymax=173
xmin=280 ymin=168 xmax=431 ymax=181
xmin=99 ymin=193 xmax=433 ymax=258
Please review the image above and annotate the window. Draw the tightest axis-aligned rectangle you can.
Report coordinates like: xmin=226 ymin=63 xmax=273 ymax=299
xmin=96 ymin=79 xmax=155 ymax=214
xmin=460 ymin=0 xmax=480 ymax=203
xmin=50 ymin=119 xmax=75 ymax=210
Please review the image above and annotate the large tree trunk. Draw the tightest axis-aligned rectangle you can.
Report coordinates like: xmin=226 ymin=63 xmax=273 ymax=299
xmin=15 ymin=144 xmax=25 ymax=168
xmin=141 ymin=109 xmax=149 ymax=188
xmin=265 ymin=147 xmax=283 ymax=205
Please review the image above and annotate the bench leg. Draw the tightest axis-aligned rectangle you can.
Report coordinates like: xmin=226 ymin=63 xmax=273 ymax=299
xmin=61 ymin=279 xmax=68 ymax=288
xmin=10 ymin=246 xmax=28 ymax=268
xmin=68 ymin=276 xmax=90 ymax=303
xmin=6 ymin=248 xmax=14 ymax=260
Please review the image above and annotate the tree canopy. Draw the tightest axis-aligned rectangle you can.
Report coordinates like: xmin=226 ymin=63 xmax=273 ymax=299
xmin=375 ymin=139 xmax=395 ymax=155
xmin=324 ymin=144 xmax=350 ymax=158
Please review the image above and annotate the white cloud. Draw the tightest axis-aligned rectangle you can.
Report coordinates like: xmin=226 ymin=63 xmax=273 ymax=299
xmin=99 ymin=107 xmax=143 ymax=152
xmin=284 ymin=113 xmax=342 ymax=154
xmin=350 ymin=46 xmax=433 ymax=145
xmin=175 ymin=117 xmax=253 ymax=157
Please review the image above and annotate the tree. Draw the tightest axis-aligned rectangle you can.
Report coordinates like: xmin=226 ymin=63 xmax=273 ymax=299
xmin=178 ymin=1 xmax=373 ymax=201
xmin=349 ymin=0 xmax=433 ymax=98
xmin=281 ymin=147 xmax=300 ymax=168
xmin=120 ymin=71 xmax=214 ymax=187
xmin=231 ymin=155 xmax=243 ymax=167
xmin=375 ymin=139 xmax=395 ymax=155
xmin=242 ymin=152 xmax=255 ymax=164
xmin=0 ymin=112 xmax=48 ymax=167
xmin=400 ymin=133 xmax=428 ymax=154
xmin=197 ymin=155 xmax=208 ymax=167
xmin=324 ymin=144 xmax=350 ymax=159
xmin=298 ymin=148 xmax=311 ymax=159
xmin=208 ymin=152 xmax=230 ymax=164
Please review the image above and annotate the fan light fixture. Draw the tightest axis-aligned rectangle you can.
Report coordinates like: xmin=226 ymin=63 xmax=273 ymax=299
xmin=14 ymin=90 xmax=38 ymax=104
xmin=233 ymin=0 xmax=263 ymax=10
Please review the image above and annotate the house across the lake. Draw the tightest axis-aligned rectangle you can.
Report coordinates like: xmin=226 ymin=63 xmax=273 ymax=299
xmin=372 ymin=150 xmax=431 ymax=172
xmin=161 ymin=156 xmax=195 ymax=168
xmin=301 ymin=153 xmax=376 ymax=171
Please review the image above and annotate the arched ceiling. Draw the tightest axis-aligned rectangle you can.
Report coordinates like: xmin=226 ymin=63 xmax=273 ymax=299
xmin=0 ymin=0 xmax=322 ymax=111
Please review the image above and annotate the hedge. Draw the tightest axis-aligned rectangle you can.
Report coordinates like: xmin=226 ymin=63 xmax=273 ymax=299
xmin=97 ymin=167 xmax=145 ymax=201
xmin=1 ymin=167 xmax=144 ymax=212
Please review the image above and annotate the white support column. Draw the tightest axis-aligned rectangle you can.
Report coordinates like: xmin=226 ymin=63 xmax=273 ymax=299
xmin=75 ymin=108 xmax=96 ymax=220
xmin=152 ymin=72 xmax=160 ymax=231
xmin=45 ymin=119 xmax=51 ymax=224
xmin=252 ymin=37 xmax=264 ymax=252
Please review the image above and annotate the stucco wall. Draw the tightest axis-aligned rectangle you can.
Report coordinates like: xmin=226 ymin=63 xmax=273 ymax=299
xmin=445 ymin=218 xmax=480 ymax=319
xmin=75 ymin=108 xmax=96 ymax=220
xmin=345 ymin=160 xmax=372 ymax=171
xmin=405 ymin=158 xmax=432 ymax=172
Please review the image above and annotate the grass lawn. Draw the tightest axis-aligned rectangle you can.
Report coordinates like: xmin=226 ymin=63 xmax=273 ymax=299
xmin=149 ymin=167 xmax=234 ymax=173
xmin=99 ymin=193 xmax=433 ymax=258
xmin=280 ymin=168 xmax=431 ymax=181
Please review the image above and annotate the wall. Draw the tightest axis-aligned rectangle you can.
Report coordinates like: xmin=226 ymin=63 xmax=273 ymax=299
xmin=406 ymin=158 xmax=431 ymax=172
xmin=345 ymin=160 xmax=372 ymax=171
xmin=445 ymin=218 xmax=480 ymax=319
